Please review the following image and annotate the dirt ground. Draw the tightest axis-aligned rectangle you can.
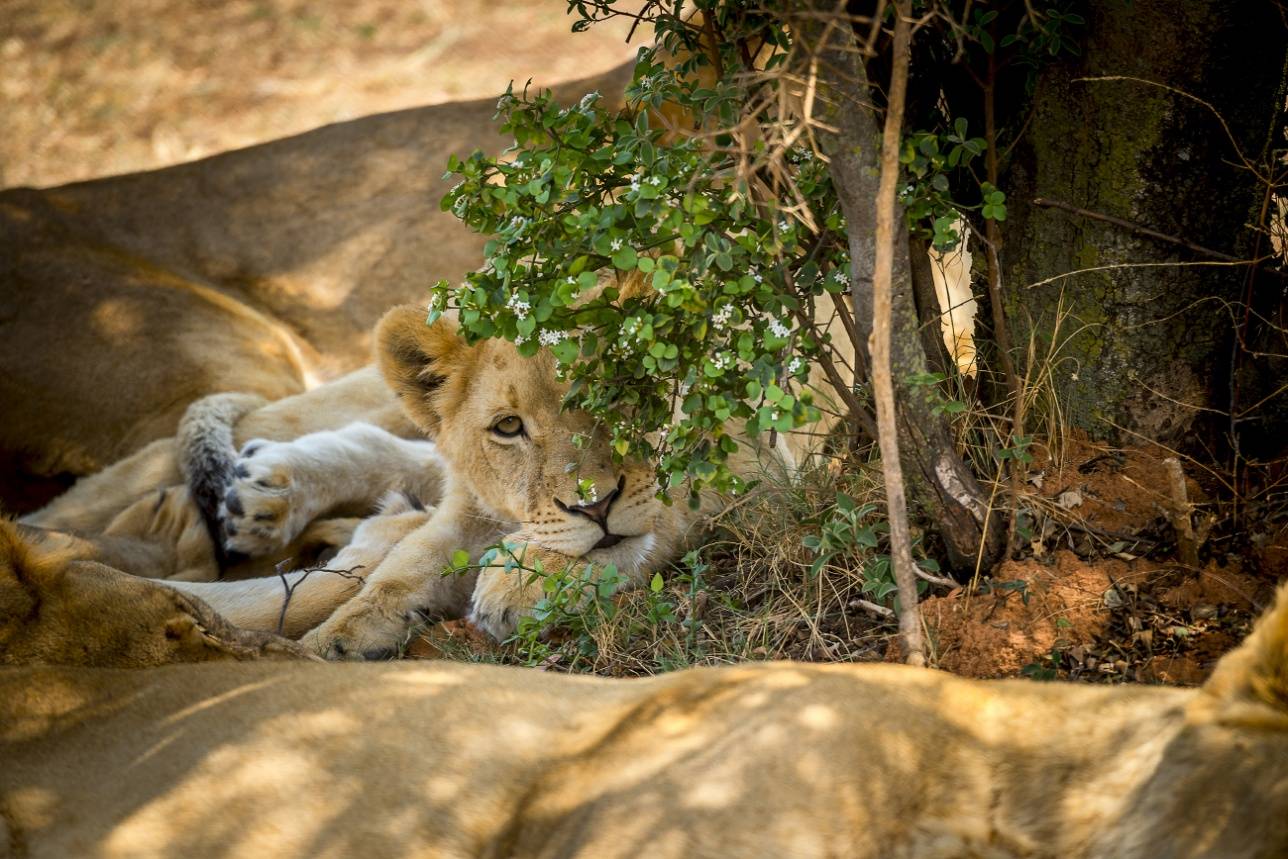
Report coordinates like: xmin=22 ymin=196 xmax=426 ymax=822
xmin=410 ymin=436 xmax=1287 ymax=685
xmin=1 ymin=0 xmax=636 ymax=189
xmin=917 ymin=436 xmax=1285 ymax=684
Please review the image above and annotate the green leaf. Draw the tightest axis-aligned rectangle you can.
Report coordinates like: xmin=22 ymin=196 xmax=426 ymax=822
xmin=551 ymin=339 xmax=579 ymax=364
xmin=451 ymin=549 xmax=471 ymax=569
xmin=612 ymin=246 xmax=638 ymax=270
xmin=650 ymin=572 xmax=664 ymax=593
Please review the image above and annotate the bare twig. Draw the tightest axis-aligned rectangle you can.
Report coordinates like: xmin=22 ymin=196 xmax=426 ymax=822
xmin=870 ymin=0 xmax=926 ymax=667
xmin=980 ymin=47 xmax=1026 ymax=559
xmin=275 ymin=560 xmax=366 ymax=635
xmin=1033 ymin=197 xmax=1242 ymax=262
xmin=849 ymin=597 xmax=896 ymax=619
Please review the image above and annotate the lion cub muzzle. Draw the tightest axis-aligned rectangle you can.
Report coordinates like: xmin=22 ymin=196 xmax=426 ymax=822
xmin=554 ymin=475 xmax=626 ymax=548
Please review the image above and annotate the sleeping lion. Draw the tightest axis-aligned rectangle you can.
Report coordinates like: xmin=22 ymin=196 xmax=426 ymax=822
xmin=2 ymin=581 xmax=1286 ymax=858
xmin=20 ymin=286 xmax=854 ymax=660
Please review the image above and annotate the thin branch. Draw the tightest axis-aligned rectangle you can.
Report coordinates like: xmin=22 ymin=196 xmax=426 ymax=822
xmin=1033 ymin=197 xmax=1243 ymax=261
xmin=871 ymin=0 xmax=926 ymax=667
xmin=275 ymin=561 xmax=366 ymax=636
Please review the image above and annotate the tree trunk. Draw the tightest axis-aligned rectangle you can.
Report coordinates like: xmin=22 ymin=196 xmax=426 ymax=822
xmin=1000 ymin=0 xmax=1288 ymax=452
xmin=807 ymin=11 xmax=1005 ymax=575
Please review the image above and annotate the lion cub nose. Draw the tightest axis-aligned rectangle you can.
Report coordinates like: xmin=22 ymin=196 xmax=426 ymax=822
xmin=556 ymin=477 xmax=624 ymax=528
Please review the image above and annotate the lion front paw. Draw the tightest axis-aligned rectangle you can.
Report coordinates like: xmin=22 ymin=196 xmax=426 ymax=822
xmin=301 ymin=582 xmax=426 ymax=661
xmin=221 ymin=439 xmax=314 ymax=557
xmin=467 ymin=550 xmax=561 ymax=641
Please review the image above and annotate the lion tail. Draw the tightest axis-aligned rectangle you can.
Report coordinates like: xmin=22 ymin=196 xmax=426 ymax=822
xmin=1199 ymin=580 xmax=1288 ymax=720
xmin=177 ymin=392 xmax=266 ymax=567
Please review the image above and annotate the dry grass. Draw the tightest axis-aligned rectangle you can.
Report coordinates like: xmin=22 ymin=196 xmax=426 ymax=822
xmin=1 ymin=0 xmax=636 ymax=189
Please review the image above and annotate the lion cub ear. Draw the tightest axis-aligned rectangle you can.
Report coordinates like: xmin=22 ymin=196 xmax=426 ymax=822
xmin=376 ymin=305 xmax=469 ymax=436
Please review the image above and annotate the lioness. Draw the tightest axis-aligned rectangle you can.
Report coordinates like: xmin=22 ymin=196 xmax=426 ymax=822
xmin=3 ymin=583 xmax=1285 ymax=858
xmin=0 ymin=518 xmax=309 ymax=668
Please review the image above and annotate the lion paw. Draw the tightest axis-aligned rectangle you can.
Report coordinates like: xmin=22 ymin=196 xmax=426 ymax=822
xmin=301 ymin=584 xmax=426 ymax=661
xmin=467 ymin=562 xmax=545 ymax=641
xmin=220 ymin=439 xmax=314 ymax=557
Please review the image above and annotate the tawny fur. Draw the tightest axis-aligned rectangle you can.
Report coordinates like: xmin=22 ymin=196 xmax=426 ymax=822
xmin=292 ymin=300 xmax=851 ymax=658
xmin=2 ymin=584 xmax=1286 ymax=858
xmin=15 ymin=289 xmax=851 ymax=660
xmin=163 ymin=492 xmax=433 ymax=637
xmin=0 ymin=519 xmax=310 ymax=668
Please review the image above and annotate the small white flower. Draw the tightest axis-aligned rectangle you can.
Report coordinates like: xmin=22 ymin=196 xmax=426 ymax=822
xmin=778 ymin=218 xmax=790 ymax=232
xmin=712 ymin=305 xmax=733 ymax=326
xmin=507 ymin=294 xmax=531 ymax=319
xmin=769 ymin=318 xmax=791 ymax=338
xmin=788 ymin=357 xmax=804 ymax=375
xmin=610 ymin=238 xmax=623 ymax=251
xmin=515 ymin=333 xmax=528 ymax=345
xmin=539 ymin=329 xmax=565 ymax=347
xmin=629 ymin=174 xmax=642 ymax=191
xmin=749 ymin=266 xmax=763 ymax=283
xmin=832 ymin=268 xmax=848 ymax=284
xmin=648 ymin=175 xmax=662 ymax=186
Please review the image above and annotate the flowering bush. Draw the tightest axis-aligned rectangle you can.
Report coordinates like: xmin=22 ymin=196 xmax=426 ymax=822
xmin=430 ymin=32 xmax=855 ymax=505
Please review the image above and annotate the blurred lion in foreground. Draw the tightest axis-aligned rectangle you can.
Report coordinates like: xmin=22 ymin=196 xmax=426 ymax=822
xmin=2 ymin=561 xmax=1285 ymax=857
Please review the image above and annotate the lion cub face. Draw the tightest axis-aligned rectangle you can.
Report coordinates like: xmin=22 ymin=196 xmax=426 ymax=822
xmin=378 ymin=306 xmax=662 ymax=562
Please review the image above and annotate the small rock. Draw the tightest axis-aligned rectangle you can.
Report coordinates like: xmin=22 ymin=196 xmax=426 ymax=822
xmin=1056 ymin=489 xmax=1084 ymax=510
xmin=1191 ymin=604 xmax=1219 ymax=620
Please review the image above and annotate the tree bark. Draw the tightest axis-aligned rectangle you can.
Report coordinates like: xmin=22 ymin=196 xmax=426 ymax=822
xmin=806 ymin=8 xmax=1005 ymax=577
xmin=1000 ymin=0 xmax=1288 ymax=453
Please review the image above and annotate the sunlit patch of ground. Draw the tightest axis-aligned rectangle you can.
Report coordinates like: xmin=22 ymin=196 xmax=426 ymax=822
xmin=1 ymin=0 xmax=636 ymax=188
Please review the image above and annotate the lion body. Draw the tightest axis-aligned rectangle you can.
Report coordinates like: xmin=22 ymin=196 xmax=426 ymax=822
xmin=3 ymin=587 xmax=1287 ymax=859
xmin=15 ymin=288 xmax=851 ymax=658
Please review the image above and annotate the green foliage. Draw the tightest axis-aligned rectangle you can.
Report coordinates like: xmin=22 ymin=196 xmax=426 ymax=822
xmin=995 ymin=434 xmax=1035 ymax=464
xmin=907 ymin=370 xmax=969 ymax=416
xmin=433 ymin=26 xmax=845 ymax=504
xmin=801 ymin=491 xmax=935 ymax=608
xmin=428 ymin=1 xmax=1086 ymax=509
xmin=899 ymin=119 xmax=989 ymax=250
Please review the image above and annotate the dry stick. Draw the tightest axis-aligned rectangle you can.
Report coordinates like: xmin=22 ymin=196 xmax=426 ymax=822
xmin=1032 ymin=198 xmax=1242 ymax=262
xmin=275 ymin=560 xmax=365 ymax=636
xmin=1162 ymin=457 xmax=1213 ymax=569
xmin=980 ymin=51 xmax=1026 ymax=559
xmin=872 ymin=0 xmax=925 ymax=667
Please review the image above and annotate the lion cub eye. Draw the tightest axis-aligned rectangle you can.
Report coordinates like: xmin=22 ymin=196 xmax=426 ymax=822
xmin=491 ymin=415 xmax=524 ymax=438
